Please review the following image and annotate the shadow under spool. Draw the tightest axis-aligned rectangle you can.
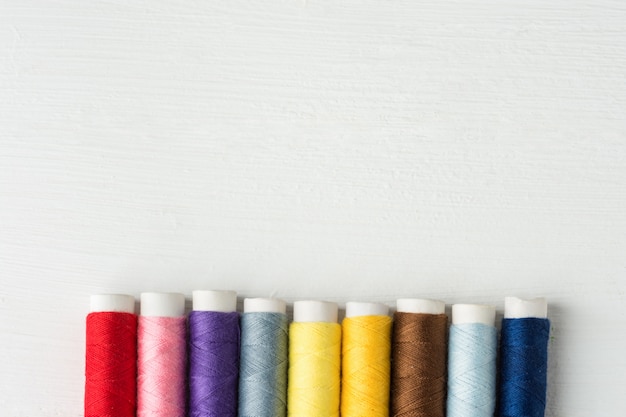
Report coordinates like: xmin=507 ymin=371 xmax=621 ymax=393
xmin=391 ymin=312 xmax=448 ymax=417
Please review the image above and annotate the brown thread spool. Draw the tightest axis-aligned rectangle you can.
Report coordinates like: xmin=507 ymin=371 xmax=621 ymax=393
xmin=391 ymin=299 xmax=448 ymax=417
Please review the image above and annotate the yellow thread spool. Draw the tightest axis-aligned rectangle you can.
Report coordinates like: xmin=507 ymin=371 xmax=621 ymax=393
xmin=341 ymin=302 xmax=392 ymax=417
xmin=288 ymin=301 xmax=341 ymax=417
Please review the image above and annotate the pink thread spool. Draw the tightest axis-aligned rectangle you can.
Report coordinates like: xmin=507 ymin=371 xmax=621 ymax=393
xmin=137 ymin=292 xmax=187 ymax=417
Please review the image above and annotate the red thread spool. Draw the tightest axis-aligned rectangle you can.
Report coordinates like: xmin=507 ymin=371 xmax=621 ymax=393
xmin=85 ymin=294 xmax=137 ymax=417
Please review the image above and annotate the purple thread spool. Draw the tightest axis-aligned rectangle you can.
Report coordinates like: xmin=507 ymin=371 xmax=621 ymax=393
xmin=188 ymin=290 xmax=240 ymax=417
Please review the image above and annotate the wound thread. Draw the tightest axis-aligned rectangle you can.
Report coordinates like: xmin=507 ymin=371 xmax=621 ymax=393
xmin=137 ymin=316 xmax=187 ymax=417
xmin=189 ymin=311 xmax=240 ymax=417
xmin=447 ymin=323 xmax=497 ymax=417
xmin=498 ymin=318 xmax=550 ymax=417
xmin=239 ymin=312 xmax=289 ymax=417
xmin=287 ymin=322 xmax=342 ymax=417
xmin=391 ymin=312 xmax=448 ymax=417
xmin=85 ymin=311 xmax=137 ymax=417
xmin=341 ymin=314 xmax=392 ymax=417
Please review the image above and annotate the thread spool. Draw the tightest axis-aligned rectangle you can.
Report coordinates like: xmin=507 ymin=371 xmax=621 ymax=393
xmin=391 ymin=299 xmax=447 ymax=417
xmin=137 ymin=292 xmax=187 ymax=417
xmin=498 ymin=297 xmax=550 ymax=417
xmin=239 ymin=298 xmax=289 ymax=417
xmin=288 ymin=300 xmax=341 ymax=417
xmin=341 ymin=302 xmax=392 ymax=417
xmin=447 ymin=304 xmax=497 ymax=417
xmin=85 ymin=294 xmax=137 ymax=417
xmin=189 ymin=290 xmax=240 ymax=417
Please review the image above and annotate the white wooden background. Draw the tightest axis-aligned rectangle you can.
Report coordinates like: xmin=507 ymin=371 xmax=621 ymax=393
xmin=1 ymin=1 xmax=625 ymax=416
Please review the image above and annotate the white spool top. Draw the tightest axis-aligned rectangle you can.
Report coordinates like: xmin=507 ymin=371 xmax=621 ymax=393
xmin=345 ymin=301 xmax=389 ymax=318
xmin=397 ymin=298 xmax=446 ymax=314
xmin=504 ymin=297 xmax=547 ymax=319
xmin=293 ymin=300 xmax=338 ymax=323
xmin=140 ymin=292 xmax=185 ymax=317
xmin=90 ymin=294 xmax=135 ymax=313
xmin=452 ymin=304 xmax=495 ymax=326
xmin=244 ymin=297 xmax=287 ymax=314
xmin=192 ymin=290 xmax=237 ymax=312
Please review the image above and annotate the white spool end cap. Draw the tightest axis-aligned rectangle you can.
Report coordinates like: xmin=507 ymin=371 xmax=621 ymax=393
xmin=244 ymin=297 xmax=287 ymax=314
xmin=140 ymin=292 xmax=185 ymax=317
xmin=452 ymin=304 xmax=495 ymax=326
xmin=504 ymin=297 xmax=547 ymax=319
xmin=192 ymin=290 xmax=237 ymax=312
xmin=293 ymin=300 xmax=338 ymax=323
xmin=345 ymin=301 xmax=389 ymax=318
xmin=397 ymin=299 xmax=445 ymax=314
xmin=90 ymin=294 xmax=135 ymax=313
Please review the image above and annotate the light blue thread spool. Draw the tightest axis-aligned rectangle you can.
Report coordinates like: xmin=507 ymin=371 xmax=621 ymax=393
xmin=447 ymin=304 xmax=497 ymax=417
xmin=238 ymin=298 xmax=289 ymax=417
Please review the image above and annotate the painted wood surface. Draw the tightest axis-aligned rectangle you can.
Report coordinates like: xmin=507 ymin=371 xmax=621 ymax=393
xmin=1 ymin=1 xmax=625 ymax=415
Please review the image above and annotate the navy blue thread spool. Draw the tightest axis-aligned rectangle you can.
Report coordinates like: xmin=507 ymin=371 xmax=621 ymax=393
xmin=498 ymin=297 xmax=550 ymax=417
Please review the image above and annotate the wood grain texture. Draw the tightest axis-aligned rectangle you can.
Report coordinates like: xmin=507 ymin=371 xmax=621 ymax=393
xmin=1 ymin=1 xmax=625 ymax=415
